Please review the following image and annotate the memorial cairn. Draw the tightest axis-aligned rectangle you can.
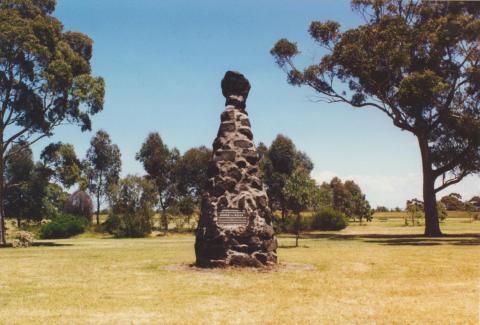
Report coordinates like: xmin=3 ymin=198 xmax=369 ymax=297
xmin=195 ymin=71 xmax=278 ymax=268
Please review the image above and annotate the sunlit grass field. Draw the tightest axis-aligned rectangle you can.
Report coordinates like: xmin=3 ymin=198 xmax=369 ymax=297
xmin=1 ymin=217 xmax=479 ymax=324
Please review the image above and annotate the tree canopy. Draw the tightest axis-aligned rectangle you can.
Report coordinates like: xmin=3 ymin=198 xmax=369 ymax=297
xmin=271 ymin=0 xmax=480 ymax=236
xmin=136 ymin=132 xmax=179 ymax=231
xmin=84 ymin=130 xmax=121 ymax=225
xmin=0 ymin=0 xmax=104 ymax=243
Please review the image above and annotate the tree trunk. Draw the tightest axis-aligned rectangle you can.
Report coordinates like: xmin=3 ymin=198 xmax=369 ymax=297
xmin=295 ymin=212 xmax=300 ymax=247
xmin=280 ymin=198 xmax=288 ymax=222
xmin=0 ymin=145 xmax=5 ymax=245
xmin=96 ymin=190 xmax=101 ymax=225
xmin=418 ymin=135 xmax=442 ymax=237
xmin=162 ymin=208 xmax=168 ymax=232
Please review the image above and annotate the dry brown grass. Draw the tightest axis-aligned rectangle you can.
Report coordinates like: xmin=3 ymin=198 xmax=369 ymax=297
xmin=373 ymin=210 xmax=472 ymax=219
xmin=0 ymin=218 xmax=479 ymax=324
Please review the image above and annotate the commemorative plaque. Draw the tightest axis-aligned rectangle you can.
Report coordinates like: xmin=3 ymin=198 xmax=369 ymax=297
xmin=218 ymin=209 xmax=248 ymax=227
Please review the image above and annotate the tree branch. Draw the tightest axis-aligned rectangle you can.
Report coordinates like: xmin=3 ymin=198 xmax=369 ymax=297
xmin=434 ymin=170 xmax=469 ymax=193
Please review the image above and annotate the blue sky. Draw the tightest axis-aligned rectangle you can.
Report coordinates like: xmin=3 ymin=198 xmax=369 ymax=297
xmin=32 ymin=0 xmax=479 ymax=208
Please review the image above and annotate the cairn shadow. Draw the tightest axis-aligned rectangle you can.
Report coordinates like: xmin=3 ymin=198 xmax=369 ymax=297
xmin=300 ymin=233 xmax=480 ymax=246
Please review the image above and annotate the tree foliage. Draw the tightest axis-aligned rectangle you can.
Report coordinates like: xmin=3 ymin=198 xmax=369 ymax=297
xmin=41 ymin=142 xmax=82 ymax=189
xmin=175 ymin=146 xmax=211 ymax=201
xmin=440 ymin=192 xmax=465 ymax=210
xmin=282 ymin=167 xmax=318 ymax=247
xmin=136 ymin=132 xmax=179 ymax=231
xmin=323 ymin=177 xmax=372 ymax=222
xmin=271 ymin=0 xmax=480 ymax=236
xmin=0 ymin=0 xmax=104 ymax=243
xmin=4 ymin=143 xmax=68 ymax=225
xmin=105 ymin=175 xmax=157 ymax=238
xmin=261 ymin=134 xmax=314 ymax=220
xmin=84 ymin=130 xmax=121 ymax=224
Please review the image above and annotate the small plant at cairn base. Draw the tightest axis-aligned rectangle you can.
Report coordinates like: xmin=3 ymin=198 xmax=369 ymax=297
xmin=12 ymin=231 xmax=34 ymax=248
xmin=64 ymin=190 xmax=94 ymax=222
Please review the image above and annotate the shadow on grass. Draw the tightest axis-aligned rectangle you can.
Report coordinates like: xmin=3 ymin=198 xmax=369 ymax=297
xmin=278 ymin=244 xmax=310 ymax=249
xmin=296 ymin=233 xmax=480 ymax=246
xmin=0 ymin=242 xmax=73 ymax=248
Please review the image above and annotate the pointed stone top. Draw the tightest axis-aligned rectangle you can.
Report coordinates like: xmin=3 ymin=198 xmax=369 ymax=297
xmin=221 ymin=71 xmax=251 ymax=100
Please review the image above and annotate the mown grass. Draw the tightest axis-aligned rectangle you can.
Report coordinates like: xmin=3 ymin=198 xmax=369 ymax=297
xmin=0 ymin=218 xmax=479 ymax=324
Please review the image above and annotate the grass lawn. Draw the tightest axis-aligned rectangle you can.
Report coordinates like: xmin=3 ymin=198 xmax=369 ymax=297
xmin=1 ymin=218 xmax=479 ymax=324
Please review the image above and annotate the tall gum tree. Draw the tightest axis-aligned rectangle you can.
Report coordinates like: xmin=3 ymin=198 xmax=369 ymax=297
xmin=84 ymin=130 xmax=121 ymax=225
xmin=0 ymin=0 xmax=104 ymax=243
xmin=271 ymin=0 xmax=480 ymax=236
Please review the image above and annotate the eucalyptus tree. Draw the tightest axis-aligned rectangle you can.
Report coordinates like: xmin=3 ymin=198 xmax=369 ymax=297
xmin=41 ymin=142 xmax=82 ymax=189
xmin=136 ymin=132 xmax=179 ymax=231
xmin=0 ymin=0 xmax=104 ymax=243
xmin=84 ymin=130 xmax=121 ymax=225
xmin=271 ymin=0 xmax=480 ymax=236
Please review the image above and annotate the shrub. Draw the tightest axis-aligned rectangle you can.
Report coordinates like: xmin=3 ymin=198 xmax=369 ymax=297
xmin=437 ymin=202 xmax=448 ymax=222
xmin=273 ymin=214 xmax=310 ymax=233
xmin=39 ymin=214 xmax=87 ymax=239
xmin=64 ymin=190 xmax=93 ymax=221
xmin=12 ymin=231 xmax=34 ymax=248
xmin=104 ymin=176 xmax=156 ymax=238
xmin=311 ymin=208 xmax=348 ymax=230
xmin=103 ymin=212 xmax=152 ymax=238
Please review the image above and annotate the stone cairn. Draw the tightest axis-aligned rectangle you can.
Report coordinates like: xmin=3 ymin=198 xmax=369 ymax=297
xmin=195 ymin=71 xmax=278 ymax=267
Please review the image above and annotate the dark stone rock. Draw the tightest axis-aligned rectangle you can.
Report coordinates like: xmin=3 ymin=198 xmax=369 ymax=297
xmin=221 ymin=71 xmax=251 ymax=99
xmin=245 ymin=152 xmax=259 ymax=165
xmin=207 ymin=162 xmax=219 ymax=178
xmin=249 ymin=236 xmax=261 ymax=248
xmin=211 ymin=185 xmax=226 ymax=197
xmin=262 ymin=239 xmax=278 ymax=252
xmin=221 ymin=109 xmax=235 ymax=122
xmin=251 ymin=177 xmax=262 ymax=190
xmin=227 ymin=167 xmax=242 ymax=181
xmin=253 ymin=252 xmax=269 ymax=264
xmin=260 ymin=225 xmax=275 ymax=238
xmin=218 ymin=122 xmax=235 ymax=134
xmin=238 ymin=127 xmax=253 ymax=140
xmin=212 ymin=137 xmax=224 ymax=151
xmin=216 ymin=177 xmax=236 ymax=192
xmin=228 ymin=252 xmax=262 ymax=268
xmin=240 ymin=119 xmax=251 ymax=127
xmin=214 ymin=150 xmax=236 ymax=162
xmin=221 ymin=143 xmax=232 ymax=150
xmin=217 ymin=196 xmax=228 ymax=209
xmin=238 ymin=196 xmax=246 ymax=210
xmin=234 ymin=140 xmax=253 ymax=148
xmin=256 ymin=195 xmax=267 ymax=209
xmin=236 ymin=159 xmax=247 ymax=169
xmin=232 ymin=244 xmax=249 ymax=253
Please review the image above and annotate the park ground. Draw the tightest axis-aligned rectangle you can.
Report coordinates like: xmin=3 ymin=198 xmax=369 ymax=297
xmin=0 ymin=214 xmax=479 ymax=324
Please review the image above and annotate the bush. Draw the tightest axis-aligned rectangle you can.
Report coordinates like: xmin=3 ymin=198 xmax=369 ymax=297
xmin=12 ymin=231 xmax=34 ymax=248
xmin=273 ymin=214 xmax=310 ymax=233
xmin=104 ymin=176 xmax=156 ymax=238
xmin=39 ymin=214 xmax=87 ymax=239
xmin=103 ymin=212 xmax=152 ymax=238
xmin=311 ymin=208 xmax=348 ymax=230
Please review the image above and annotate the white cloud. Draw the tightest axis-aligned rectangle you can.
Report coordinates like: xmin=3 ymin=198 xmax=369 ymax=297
xmin=312 ymin=169 xmax=480 ymax=209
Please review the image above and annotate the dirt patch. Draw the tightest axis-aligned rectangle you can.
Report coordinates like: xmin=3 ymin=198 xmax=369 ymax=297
xmin=163 ymin=263 xmax=314 ymax=273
